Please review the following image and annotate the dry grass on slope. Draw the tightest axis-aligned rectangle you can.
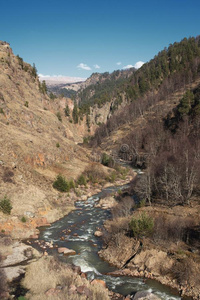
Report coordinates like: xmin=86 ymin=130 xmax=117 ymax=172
xmin=22 ymin=256 xmax=110 ymax=300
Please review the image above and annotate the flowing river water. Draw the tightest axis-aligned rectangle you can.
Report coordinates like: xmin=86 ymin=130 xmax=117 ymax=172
xmin=35 ymin=184 xmax=183 ymax=300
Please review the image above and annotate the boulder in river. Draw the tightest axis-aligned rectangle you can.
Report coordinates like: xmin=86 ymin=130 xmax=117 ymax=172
xmin=57 ymin=247 xmax=76 ymax=255
xmin=133 ymin=291 xmax=161 ymax=300
xmin=94 ymin=230 xmax=103 ymax=237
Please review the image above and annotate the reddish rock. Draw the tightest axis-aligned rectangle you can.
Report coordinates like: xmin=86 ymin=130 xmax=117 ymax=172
xmin=91 ymin=279 xmax=106 ymax=288
xmin=57 ymin=247 xmax=76 ymax=255
xmin=94 ymin=230 xmax=103 ymax=237
xmin=77 ymin=285 xmax=91 ymax=297
xmin=81 ymin=272 xmax=87 ymax=279
xmin=68 ymin=284 xmax=77 ymax=295
xmin=77 ymin=285 xmax=86 ymax=294
xmin=45 ymin=288 xmax=60 ymax=296
xmin=29 ymin=234 xmax=38 ymax=239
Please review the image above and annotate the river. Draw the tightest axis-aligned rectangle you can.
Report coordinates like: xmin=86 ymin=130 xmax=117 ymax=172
xmin=32 ymin=183 xmax=184 ymax=300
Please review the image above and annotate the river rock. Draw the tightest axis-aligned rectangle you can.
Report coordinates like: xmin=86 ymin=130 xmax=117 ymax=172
xmin=57 ymin=247 xmax=76 ymax=255
xmin=81 ymin=272 xmax=87 ymax=279
xmin=133 ymin=291 xmax=161 ymax=300
xmin=29 ymin=234 xmax=39 ymax=239
xmin=91 ymin=279 xmax=107 ymax=288
xmin=96 ymin=196 xmax=117 ymax=209
xmin=103 ymin=183 xmax=112 ymax=188
xmin=94 ymin=230 xmax=103 ymax=237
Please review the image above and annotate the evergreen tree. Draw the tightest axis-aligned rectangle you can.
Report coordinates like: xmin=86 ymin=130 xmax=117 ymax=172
xmin=178 ymin=90 xmax=194 ymax=116
xmin=65 ymin=104 xmax=70 ymax=116
xmin=39 ymin=80 xmax=47 ymax=94
xmin=41 ymin=80 xmax=47 ymax=94
xmin=86 ymin=113 xmax=90 ymax=130
xmin=16 ymin=55 xmax=23 ymax=69
xmin=32 ymin=63 xmax=37 ymax=78
xmin=72 ymin=102 xmax=79 ymax=123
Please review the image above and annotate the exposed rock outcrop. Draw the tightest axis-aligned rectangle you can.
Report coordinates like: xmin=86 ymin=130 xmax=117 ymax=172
xmin=0 ymin=241 xmax=40 ymax=282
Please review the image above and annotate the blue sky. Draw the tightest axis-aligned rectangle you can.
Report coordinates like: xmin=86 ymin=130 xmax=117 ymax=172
xmin=1 ymin=0 xmax=200 ymax=80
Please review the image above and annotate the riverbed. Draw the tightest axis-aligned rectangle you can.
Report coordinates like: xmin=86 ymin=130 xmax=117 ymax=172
xmin=30 ymin=184 xmax=183 ymax=300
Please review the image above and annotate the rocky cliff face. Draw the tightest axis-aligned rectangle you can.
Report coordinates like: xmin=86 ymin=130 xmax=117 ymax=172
xmin=0 ymin=42 xmax=89 ymax=238
xmin=73 ymin=69 xmax=135 ymax=135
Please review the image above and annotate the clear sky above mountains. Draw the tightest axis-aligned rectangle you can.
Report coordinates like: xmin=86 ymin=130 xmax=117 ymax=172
xmin=1 ymin=0 xmax=200 ymax=80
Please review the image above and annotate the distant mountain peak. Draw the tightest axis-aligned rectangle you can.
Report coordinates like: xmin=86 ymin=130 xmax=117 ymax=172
xmin=38 ymin=74 xmax=86 ymax=86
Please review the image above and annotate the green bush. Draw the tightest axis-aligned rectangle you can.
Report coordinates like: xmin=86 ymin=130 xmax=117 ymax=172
xmin=0 ymin=196 xmax=12 ymax=215
xmin=83 ymin=136 xmax=90 ymax=144
xmin=77 ymin=174 xmax=87 ymax=186
xmin=109 ymin=171 xmax=116 ymax=182
xmin=56 ymin=112 xmax=62 ymax=122
xmin=56 ymin=142 xmax=60 ymax=148
xmin=138 ymin=198 xmax=146 ymax=208
xmin=21 ymin=216 xmax=27 ymax=223
xmin=53 ymin=175 xmax=69 ymax=192
xmin=101 ymin=153 xmax=115 ymax=167
xmin=69 ymin=179 xmax=75 ymax=189
xmin=24 ymin=101 xmax=29 ymax=107
xmin=129 ymin=212 xmax=154 ymax=238
xmin=117 ymin=189 xmax=122 ymax=195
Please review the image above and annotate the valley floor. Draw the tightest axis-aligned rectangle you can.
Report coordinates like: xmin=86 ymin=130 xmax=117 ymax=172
xmin=0 ymin=171 xmax=134 ymax=299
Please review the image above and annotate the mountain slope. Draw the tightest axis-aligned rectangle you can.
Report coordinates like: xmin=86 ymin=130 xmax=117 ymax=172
xmin=88 ymin=36 xmax=200 ymax=206
xmin=63 ymin=37 xmax=200 ymax=138
xmin=91 ymin=36 xmax=200 ymax=147
xmin=0 ymin=42 xmax=90 ymax=238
